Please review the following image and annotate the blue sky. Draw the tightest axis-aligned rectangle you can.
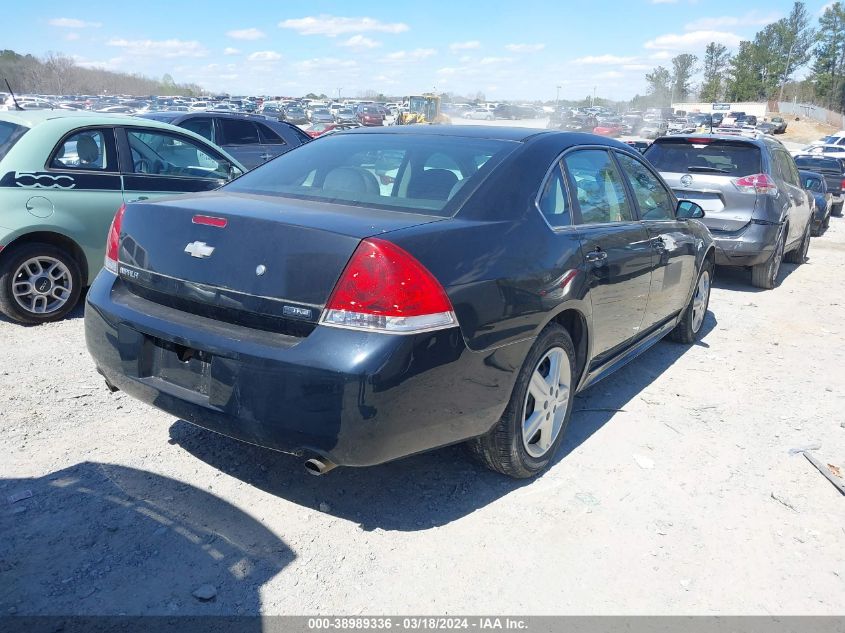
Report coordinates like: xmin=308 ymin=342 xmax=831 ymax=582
xmin=5 ymin=0 xmax=836 ymax=100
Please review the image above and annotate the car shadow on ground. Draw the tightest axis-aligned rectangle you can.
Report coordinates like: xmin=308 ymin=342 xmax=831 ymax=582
xmin=713 ymin=261 xmax=803 ymax=293
xmin=0 ymin=462 xmax=292 ymax=618
xmin=167 ymin=311 xmax=717 ymax=533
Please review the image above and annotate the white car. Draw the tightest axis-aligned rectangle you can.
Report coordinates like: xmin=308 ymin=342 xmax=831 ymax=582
xmin=792 ymin=144 xmax=845 ymax=159
xmin=464 ymin=108 xmax=494 ymax=120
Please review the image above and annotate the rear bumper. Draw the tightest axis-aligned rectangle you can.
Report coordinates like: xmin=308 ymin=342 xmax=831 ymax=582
xmin=84 ymin=272 xmax=527 ymax=467
xmin=710 ymin=221 xmax=781 ymax=267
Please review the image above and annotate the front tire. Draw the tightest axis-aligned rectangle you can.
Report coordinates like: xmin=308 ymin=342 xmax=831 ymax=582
xmin=0 ymin=243 xmax=82 ymax=324
xmin=468 ymin=324 xmax=576 ymax=478
xmin=670 ymin=258 xmax=713 ymax=344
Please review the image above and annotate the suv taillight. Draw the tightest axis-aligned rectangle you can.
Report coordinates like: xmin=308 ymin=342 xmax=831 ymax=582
xmin=104 ymin=204 xmax=126 ymax=273
xmin=733 ymin=173 xmax=778 ymax=196
xmin=320 ymin=238 xmax=456 ymax=334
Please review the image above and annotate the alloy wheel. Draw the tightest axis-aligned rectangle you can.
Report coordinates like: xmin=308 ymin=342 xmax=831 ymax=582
xmin=12 ymin=256 xmax=73 ymax=315
xmin=521 ymin=347 xmax=571 ymax=458
xmin=691 ymin=270 xmax=710 ymax=333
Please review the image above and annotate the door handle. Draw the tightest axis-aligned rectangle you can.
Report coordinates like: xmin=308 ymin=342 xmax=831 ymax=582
xmin=127 ymin=196 xmax=149 ymax=203
xmin=585 ymin=248 xmax=608 ymax=264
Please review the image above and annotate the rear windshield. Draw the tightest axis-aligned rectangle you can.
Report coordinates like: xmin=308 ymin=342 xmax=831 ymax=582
xmin=795 ymin=157 xmax=842 ymax=173
xmin=0 ymin=121 xmax=29 ymax=161
xmin=644 ymin=139 xmax=761 ymax=176
xmin=224 ymin=132 xmax=516 ymax=216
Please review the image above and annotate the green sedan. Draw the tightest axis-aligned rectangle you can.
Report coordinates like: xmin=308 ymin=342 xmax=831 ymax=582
xmin=0 ymin=110 xmax=244 ymax=324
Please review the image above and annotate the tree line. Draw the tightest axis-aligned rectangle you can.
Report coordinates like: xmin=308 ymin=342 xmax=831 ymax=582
xmin=637 ymin=1 xmax=845 ymax=112
xmin=0 ymin=49 xmax=203 ymax=97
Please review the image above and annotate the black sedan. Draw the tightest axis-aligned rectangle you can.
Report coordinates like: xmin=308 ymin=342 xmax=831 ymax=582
xmin=85 ymin=127 xmax=715 ymax=478
xmin=139 ymin=111 xmax=310 ymax=170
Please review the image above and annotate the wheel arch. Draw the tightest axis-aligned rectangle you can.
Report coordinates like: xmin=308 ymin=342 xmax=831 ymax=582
xmin=0 ymin=231 xmax=89 ymax=284
xmin=551 ymin=307 xmax=589 ymax=387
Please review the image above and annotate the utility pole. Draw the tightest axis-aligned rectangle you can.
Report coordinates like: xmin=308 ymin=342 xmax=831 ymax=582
xmin=591 ymin=85 xmax=596 ymax=107
xmin=556 ymin=84 xmax=561 ymax=107
xmin=778 ymin=41 xmax=796 ymax=103
xmin=337 ymin=87 xmax=342 ymax=101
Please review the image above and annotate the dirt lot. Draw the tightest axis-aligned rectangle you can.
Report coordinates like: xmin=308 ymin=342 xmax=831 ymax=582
xmin=2 ymin=177 xmax=845 ymax=617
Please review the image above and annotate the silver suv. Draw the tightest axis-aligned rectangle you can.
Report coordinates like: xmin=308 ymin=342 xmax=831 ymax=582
xmin=644 ymin=133 xmax=813 ymax=289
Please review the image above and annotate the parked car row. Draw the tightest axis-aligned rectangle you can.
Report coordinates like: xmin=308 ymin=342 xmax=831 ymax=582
xmin=0 ymin=107 xmax=836 ymax=480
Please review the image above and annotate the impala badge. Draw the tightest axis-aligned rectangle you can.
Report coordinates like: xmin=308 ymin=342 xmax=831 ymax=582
xmin=184 ymin=241 xmax=215 ymax=259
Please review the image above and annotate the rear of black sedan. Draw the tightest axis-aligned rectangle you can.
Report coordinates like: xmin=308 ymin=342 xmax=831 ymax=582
xmin=86 ymin=126 xmax=714 ymax=478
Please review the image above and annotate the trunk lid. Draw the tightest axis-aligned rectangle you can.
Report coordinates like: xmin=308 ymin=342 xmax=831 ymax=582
xmin=117 ymin=192 xmax=445 ymax=325
xmin=661 ymin=171 xmax=758 ymax=232
xmin=645 ymin=137 xmax=763 ymax=233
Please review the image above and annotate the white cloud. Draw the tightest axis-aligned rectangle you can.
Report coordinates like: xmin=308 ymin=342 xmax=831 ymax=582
xmin=684 ymin=12 xmax=780 ymax=31
xmin=247 ymin=51 xmax=281 ymax=62
xmin=450 ymin=40 xmax=480 ymax=51
xmin=107 ymin=38 xmax=208 ymax=58
xmin=573 ymin=54 xmax=636 ymax=64
xmin=649 ymin=51 xmax=673 ymax=60
xmin=295 ymin=57 xmax=358 ymax=72
xmin=480 ymin=56 xmax=513 ymax=65
xmin=49 ymin=17 xmax=101 ymax=28
xmin=223 ymin=47 xmax=241 ymax=55
xmin=622 ymin=63 xmax=651 ymax=71
xmin=597 ymin=71 xmax=624 ymax=79
xmin=505 ymin=43 xmax=545 ymax=53
xmin=339 ymin=35 xmax=381 ymax=50
xmin=279 ymin=15 xmax=409 ymax=37
xmin=644 ymin=30 xmax=742 ymax=50
xmin=385 ymin=48 xmax=437 ymax=62
xmin=226 ymin=28 xmax=266 ymax=40
xmin=64 ymin=33 xmax=80 ymax=41
xmin=651 ymin=0 xmax=678 ymax=3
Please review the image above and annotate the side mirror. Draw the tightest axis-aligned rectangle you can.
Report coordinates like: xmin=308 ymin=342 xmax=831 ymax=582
xmin=227 ymin=163 xmax=244 ymax=180
xmin=677 ymin=200 xmax=705 ymax=219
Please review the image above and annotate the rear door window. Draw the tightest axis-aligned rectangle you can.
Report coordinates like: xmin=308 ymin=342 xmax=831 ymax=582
xmin=126 ymin=129 xmax=231 ymax=180
xmin=645 ymin=139 xmax=761 ymax=176
xmin=179 ymin=117 xmax=213 ymax=143
xmin=564 ymin=149 xmax=634 ymax=225
xmin=615 ymin=152 xmax=675 ymax=221
xmin=219 ymin=118 xmax=260 ymax=145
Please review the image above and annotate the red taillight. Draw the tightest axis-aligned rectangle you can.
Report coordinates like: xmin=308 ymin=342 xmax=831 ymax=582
xmin=320 ymin=237 xmax=456 ymax=334
xmin=687 ymin=138 xmax=712 ymax=144
xmin=192 ymin=214 xmax=228 ymax=228
xmin=841 ymin=178 xmax=845 ymax=189
xmin=733 ymin=173 xmax=778 ymax=196
xmin=104 ymin=204 xmax=126 ymax=273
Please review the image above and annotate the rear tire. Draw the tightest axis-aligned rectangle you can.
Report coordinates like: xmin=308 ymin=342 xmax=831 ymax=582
xmin=467 ymin=324 xmax=576 ymax=478
xmin=670 ymin=259 xmax=713 ymax=344
xmin=751 ymin=231 xmax=784 ymax=290
xmin=0 ymin=242 xmax=83 ymax=324
xmin=784 ymin=221 xmax=810 ymax=264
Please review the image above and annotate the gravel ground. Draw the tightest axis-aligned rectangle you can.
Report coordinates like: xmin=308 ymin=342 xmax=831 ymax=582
xmin=2 ymin=157 xmax=845 ymax=617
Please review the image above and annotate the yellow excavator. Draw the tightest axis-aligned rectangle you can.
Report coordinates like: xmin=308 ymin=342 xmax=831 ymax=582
xmin=395 ymin=94 xmax=451 ymax=125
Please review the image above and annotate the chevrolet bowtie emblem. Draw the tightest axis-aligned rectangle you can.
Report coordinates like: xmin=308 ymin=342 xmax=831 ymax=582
xmin=184 ymin=241 xmax=215 ymax=259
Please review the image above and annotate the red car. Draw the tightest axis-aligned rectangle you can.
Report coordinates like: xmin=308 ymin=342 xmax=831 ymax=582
xmin=357 ymin=105 xmax=385 ymax=126
xmin=593 ymin=121 xmax=624 ymax=137
xmin=304 ymin=122 xmax=338 ymax=138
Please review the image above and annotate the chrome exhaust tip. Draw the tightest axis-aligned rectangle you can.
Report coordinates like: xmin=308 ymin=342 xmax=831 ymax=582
xmin=304 ymin=457 xmax=337 ymax=476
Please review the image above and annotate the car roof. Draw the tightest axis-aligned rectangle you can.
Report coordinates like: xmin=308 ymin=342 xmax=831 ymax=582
xmin=0 ymin=109 xmax=139 ymax=128
xmin=343 ymin=124 xmax=550 ymax=142
xmin=652 ymin=132 xmax=782 ymax=150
